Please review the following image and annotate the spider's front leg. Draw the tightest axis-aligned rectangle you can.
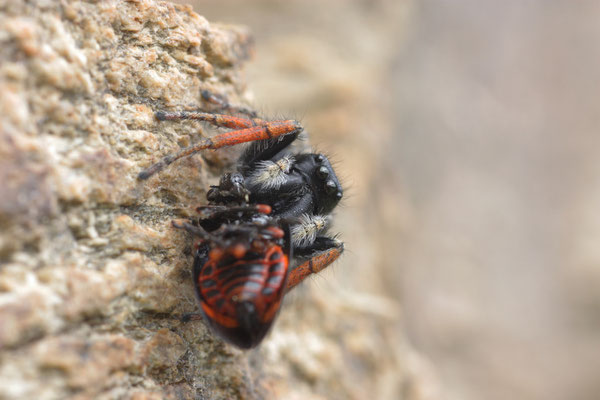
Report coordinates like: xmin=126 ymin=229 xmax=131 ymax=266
xmin=200 ymin=90 xmax=258 ymax=118
xmin=286 ymin=237 xmax=344 ymax=292
xmin=138 ymin=112 xmax=302 ymax=180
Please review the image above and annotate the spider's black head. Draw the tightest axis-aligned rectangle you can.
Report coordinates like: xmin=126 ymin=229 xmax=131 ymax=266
xmin=296 ymin=153 xmax=343 ymax=214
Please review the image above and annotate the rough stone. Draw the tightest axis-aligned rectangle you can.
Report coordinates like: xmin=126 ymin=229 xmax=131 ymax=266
xmin=0 ymin=1 xmax=437 ymax=399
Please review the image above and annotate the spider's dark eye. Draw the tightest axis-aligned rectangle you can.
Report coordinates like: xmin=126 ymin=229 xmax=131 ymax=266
xmin=325 ymin=180 xmax=337 ymax=194
xmin=316 ymin=154 xmax=325 ymax=163
xmin=317 ymin=166 xmax=329 ymax=179
xmin=336 ymin=191 xmax=343 ymax=200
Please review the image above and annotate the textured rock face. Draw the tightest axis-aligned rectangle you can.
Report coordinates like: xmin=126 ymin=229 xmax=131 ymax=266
xmin=0 ymin=1 xmax=256 ymax=399
xmin=0 ymin=1 xmax=436 ymax=399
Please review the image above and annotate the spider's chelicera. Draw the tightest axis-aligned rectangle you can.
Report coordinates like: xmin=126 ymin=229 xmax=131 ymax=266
xmin=139 ymin=97 xmax=344 ymax=348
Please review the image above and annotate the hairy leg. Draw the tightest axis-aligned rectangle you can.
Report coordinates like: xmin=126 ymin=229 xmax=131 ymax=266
xmin=286 ymin=239 xmax=344 ymax=291
xmin=139 ymin=113 xmax=302 ymax=179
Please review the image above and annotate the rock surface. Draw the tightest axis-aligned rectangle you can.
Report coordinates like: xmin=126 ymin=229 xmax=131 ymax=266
xmin=0 ymin=1 xmax=436 ymax=399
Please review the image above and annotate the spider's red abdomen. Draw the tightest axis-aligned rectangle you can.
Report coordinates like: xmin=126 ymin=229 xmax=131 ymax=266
xmin=194 ymin=242 xmax=289 ymax=348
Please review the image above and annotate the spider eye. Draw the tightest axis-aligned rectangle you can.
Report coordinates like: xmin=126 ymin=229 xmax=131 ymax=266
xmin=336 ymin=191 xmax=343 ymax=200
xmin=316 ymin=154 xmax=325 ymax=162
xmin=325 ymin=180 xmax=337 ymax=194
xmin=317 ymin=166 xmax=329 ymax=179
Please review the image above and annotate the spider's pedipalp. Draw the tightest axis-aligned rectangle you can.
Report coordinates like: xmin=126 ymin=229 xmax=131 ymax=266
xmin=247 ymin=156 xmax=295 ymax=190
xmin=290 ymin=214 xmax=330 ymax=248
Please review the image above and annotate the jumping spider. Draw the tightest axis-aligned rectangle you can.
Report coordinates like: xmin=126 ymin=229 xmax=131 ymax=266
xmin=139 ymin=94 xmax=344 ymax=348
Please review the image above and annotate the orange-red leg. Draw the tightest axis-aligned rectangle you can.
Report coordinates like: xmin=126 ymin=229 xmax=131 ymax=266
xmin=138 ymin=113 xmax=302 ymax=180
xmin=155 ymin=110 xmax=259 ymax=129
xmin=285 ymin=244 xmax=344 ymax=292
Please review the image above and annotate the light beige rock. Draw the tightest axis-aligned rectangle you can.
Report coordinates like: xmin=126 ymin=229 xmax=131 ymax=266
xmin=0 ymin=1 xmax=437 ymax=399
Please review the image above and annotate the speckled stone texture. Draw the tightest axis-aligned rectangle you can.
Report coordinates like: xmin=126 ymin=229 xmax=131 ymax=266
xmin=0 ymin=1 xmax=436 ymax=399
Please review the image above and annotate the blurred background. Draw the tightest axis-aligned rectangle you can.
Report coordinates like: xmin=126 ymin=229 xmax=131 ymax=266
xmin=176 ymin=1 xmax=600 ymax=399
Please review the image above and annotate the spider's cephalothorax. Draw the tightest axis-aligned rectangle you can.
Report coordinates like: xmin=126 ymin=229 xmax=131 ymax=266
xmin=239 ymin=138 xmax=343 ymax=217
xmin=139 ymin=103 xmax=344 ymax=348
